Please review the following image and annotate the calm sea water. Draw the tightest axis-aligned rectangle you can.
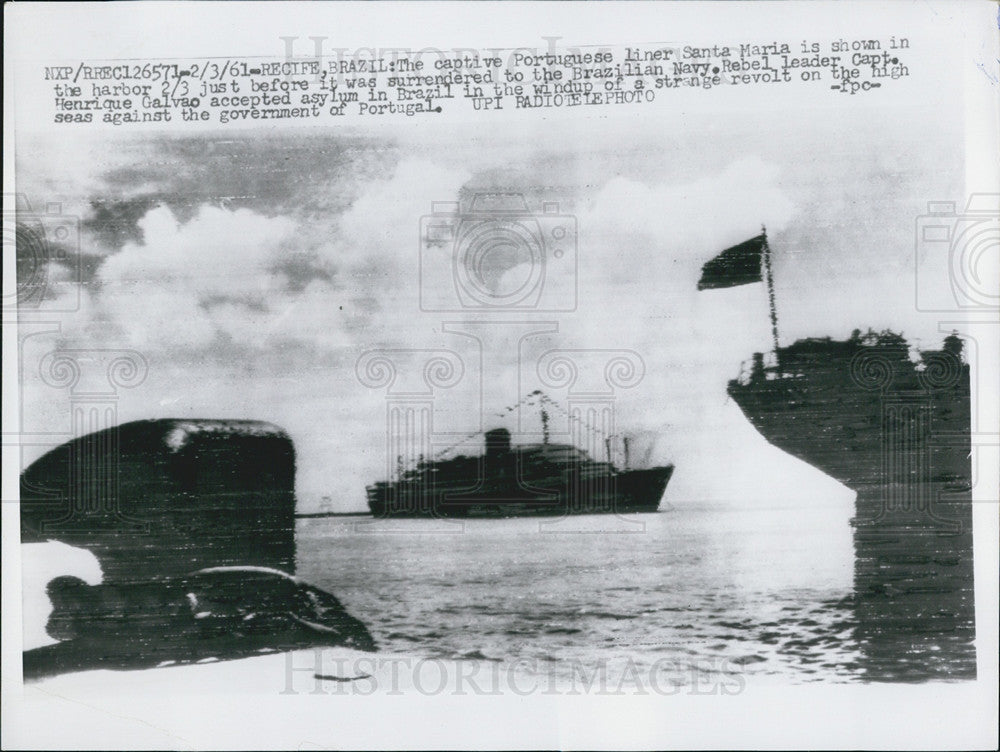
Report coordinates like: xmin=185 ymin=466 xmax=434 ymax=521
xmin=296 ymin=503 xmax=890 ymax=687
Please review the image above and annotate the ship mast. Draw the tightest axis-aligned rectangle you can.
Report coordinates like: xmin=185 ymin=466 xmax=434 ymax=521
xmin=761 ymin=225 xmax=781 ymax=360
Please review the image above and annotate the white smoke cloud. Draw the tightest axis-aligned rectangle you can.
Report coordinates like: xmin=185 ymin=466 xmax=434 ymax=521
xmin=56 ymin=158 xmax=470 ymax=358
xmin=84 ymin=205 xmax=296 ymax=351
xmin=316 ymin=157 xmax=471 ymax=345
xmin=581 ymin=156 xmax=795 ymax=283
xmin=336 ymin=158 xmax=470 ymax=261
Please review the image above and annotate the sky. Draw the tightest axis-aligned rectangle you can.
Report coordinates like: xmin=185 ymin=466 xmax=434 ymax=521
xmin=15 ymin=100 xmax=965 ymax=511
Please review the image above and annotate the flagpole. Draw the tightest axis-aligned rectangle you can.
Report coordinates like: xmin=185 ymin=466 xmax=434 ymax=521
xmin=761 ymin=225 xmax=781 ymax=360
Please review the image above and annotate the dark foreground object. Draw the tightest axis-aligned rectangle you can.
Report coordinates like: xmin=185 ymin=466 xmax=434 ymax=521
xmin=23 ymin=566 xmax=376 ymax=681
xmin=728 ymin=330 xmax=975 ymax=681
xmin=21 ymin=419 xmax=296 ymax=582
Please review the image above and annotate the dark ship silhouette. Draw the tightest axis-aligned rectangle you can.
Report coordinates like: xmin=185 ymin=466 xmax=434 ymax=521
xmin=367 ymin=392 xmax=674 ymax=518
xmin=727 ymin=329 xmax=971 ymax=504
xmin=20 ymin=419 xmax=376 ymax=679
xmin=727 ymin=330 xmax=975 ymax=681
xmin=20 ymin=419 xmax=297 ymax=582
xmin=699 ymin=229 xmax=975 ymax=680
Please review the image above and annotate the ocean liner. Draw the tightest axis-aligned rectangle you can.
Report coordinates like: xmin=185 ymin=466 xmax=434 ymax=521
xmin=366 ymin=392 xmax=674 ymax=518
xmin=700 ymin=229 xmax=975 ymax=680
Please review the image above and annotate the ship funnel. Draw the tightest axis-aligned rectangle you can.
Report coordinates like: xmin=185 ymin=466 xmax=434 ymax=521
xmin=484 ymin=428 xmax=512 ymax=477
xmin=485 ymin=428 xmax=511 ymax=456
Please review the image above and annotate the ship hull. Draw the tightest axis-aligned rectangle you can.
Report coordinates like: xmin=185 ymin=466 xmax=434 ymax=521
xmin=727 ymin=334 xmax=975 ymax=681
xmin=367 ymin=465 xmax=673 ymax=519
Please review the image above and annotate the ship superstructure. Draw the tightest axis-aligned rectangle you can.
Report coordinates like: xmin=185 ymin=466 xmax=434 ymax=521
xmin=366 ymin=392 xmax=673 ymax=518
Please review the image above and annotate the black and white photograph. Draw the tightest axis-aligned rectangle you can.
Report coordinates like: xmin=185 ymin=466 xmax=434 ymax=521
xmin=3 ymin=2 xmax=998 ymax=749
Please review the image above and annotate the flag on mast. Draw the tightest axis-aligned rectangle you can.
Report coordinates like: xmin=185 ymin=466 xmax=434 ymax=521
xmin=696 ymin=234 xmax=767 ymax=290
xmin=699 ymin=229 xmax=781 ymax=356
